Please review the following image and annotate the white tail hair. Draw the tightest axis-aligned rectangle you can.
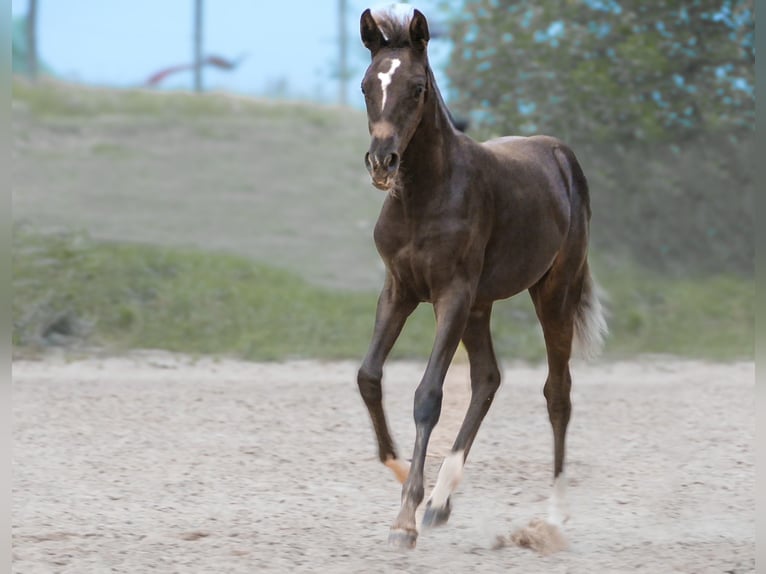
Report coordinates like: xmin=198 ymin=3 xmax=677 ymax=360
xmin=572 ymin=264 xmax=608 ymax=360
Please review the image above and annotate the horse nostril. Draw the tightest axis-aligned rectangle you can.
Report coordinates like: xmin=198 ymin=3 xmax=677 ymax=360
xmin=385 ymin=153 xmax=400 ymax=171
xmin=364 ymin=152 xmax=373 ymax=171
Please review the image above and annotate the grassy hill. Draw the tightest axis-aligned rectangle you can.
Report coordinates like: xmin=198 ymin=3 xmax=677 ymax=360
xmin=12 ymin=80 xmax=753 ymax=361
xmin=12 ymin=79 xmax=385 ymax=290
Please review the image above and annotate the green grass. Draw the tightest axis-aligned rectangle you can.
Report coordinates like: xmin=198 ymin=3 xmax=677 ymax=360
xmin=590 ymin=257 xmax=754 ymax=360
xmin=12 ymin=228 xmax=753 ymax=362
xmin=12 ymin=226 xmax=431 ymax=361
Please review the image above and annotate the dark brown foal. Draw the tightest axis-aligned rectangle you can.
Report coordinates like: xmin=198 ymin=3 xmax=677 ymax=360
xmin=356 ymin=7 xmax=607 ymax=549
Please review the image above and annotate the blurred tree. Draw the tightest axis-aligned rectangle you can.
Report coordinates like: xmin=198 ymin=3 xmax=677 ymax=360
xmin=194 ymin=0 xmax=203 ymax=92
xmin=13 ymin=14 xmax=51 ymax=77
xmin=448 ymin=0 xmax=754 ymax=142
xmin=338 ymin=0 xmax=348 ymax=105
xmin=445 ymin=0 xmax=754 ymax=276
xmin=26 ymin=0 xmax=38 ymax=81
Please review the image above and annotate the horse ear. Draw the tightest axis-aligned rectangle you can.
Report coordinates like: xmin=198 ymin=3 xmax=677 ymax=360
xmin=409 ymin=9 xmax=430 ymax=51
xmin=360 ymin=9 xmax=384 ymax=54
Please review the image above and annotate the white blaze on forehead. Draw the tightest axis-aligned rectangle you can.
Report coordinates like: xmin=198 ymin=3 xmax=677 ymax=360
xmin=377 ymin=58 xmax=401 ymax=111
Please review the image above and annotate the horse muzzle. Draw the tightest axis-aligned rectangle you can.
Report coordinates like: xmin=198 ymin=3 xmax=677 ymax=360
xmin=365 ymin=150 xmax=400 ymax=191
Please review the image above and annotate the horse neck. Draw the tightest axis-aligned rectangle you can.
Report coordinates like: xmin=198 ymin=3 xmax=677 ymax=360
xmin=399 ymin=68 xmax=457 ymax=194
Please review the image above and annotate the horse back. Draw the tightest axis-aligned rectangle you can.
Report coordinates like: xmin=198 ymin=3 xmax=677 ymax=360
xmin=474 ymin=134 xmax=576 ymax=229
xmin=465 ymin=134 xmax=589 ymax=300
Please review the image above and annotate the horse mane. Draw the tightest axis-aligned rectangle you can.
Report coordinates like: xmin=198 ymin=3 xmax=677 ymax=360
xmin=426 ymin=66 xmax=460 ymax=132
xmin=371 ymin=6 xmax=416 ymax=48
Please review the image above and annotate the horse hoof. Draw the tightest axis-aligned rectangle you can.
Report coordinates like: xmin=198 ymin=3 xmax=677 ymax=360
xmin=388 ymin=528 xmax=417 ymax=549
xmin=421 ymin=499 xmax=451 ymax=529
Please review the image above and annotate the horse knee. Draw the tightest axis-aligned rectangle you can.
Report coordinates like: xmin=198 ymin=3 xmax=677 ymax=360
xmin=357 ymin=366 xmax=382 ymax=404
xmin=414 ymin=385 xmax=443 ymax=427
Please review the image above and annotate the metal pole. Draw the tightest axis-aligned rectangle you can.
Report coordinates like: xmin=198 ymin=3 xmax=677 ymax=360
xmin=338 ymin=0 xmax=347 ymax=105
xmin=193 ymin=0 xmax=203 ymax=92
xmin=27 ymin=0 xmax=38 ymax=81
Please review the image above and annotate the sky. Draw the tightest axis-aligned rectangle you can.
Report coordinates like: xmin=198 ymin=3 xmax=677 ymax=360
xmin=11 ymin=0 xmax=457 ymax=108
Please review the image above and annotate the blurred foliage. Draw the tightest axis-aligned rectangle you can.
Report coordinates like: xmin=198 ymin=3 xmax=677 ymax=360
xmin=13 ymin=227 xmax=752 ymax=361
xmin=582 ymin=132 xmax=754 ymax=276
xmin=447 ymin=0 xmax=754 ymax=142
xmin=444 ymin=0 xmax=754 ymax=277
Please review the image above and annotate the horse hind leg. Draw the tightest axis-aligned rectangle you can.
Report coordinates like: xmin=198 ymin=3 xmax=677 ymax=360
xmin=529 ymin=278 xmax=574 ymax=526
xmin=529 ymin=259 xmax=605 ymax=527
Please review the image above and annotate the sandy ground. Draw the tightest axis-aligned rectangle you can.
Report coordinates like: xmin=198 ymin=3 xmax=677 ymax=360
xmin=12 ymin=354 xmax=754 ymax=573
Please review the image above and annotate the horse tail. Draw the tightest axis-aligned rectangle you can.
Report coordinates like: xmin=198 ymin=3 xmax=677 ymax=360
xmin=572 ymin=261 xmax=608 ymax=360
xmin=552 ymin=142 xmax=607 ymax=359
xmin=553 ymin=142 xmax=591 ymax=221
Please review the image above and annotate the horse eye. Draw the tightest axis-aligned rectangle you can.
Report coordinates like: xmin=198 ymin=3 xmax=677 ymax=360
xmin=413 ymin=85 xmax=425 ymax=98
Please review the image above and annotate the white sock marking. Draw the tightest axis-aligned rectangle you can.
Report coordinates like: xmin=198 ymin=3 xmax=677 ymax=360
xmin=428 ymin=450 xmax=464 ymax=508
xmin=547 ymin=472 xmax=570 ymax=526
xmin=377 ymin=58 xmax=401 ymax=112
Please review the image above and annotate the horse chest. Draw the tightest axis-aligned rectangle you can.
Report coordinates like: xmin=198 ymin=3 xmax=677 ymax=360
xmin=374 ymin=216 xmax=475 ymax=300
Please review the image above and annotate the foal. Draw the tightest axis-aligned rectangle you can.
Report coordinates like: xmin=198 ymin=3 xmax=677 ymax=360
xmin=355 ymin=7 xmax=607 ymax=549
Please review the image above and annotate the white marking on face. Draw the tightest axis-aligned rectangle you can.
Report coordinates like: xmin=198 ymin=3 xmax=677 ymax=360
xmin=377 ymin=58 xmax=401 ymax=112
xmin=428 ymin=450 xmax=465 ymax=508
xmin=547 ymin=472 xmax=570 ymax=526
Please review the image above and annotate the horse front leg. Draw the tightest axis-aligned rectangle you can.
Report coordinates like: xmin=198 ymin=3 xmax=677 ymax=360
xmin=388 ymin=285 xmax=472 ymax=549
xmin=358 ymin=277 xmax=417 ymax=484
xmin=422 ymin=303 xmax=501 ymax=528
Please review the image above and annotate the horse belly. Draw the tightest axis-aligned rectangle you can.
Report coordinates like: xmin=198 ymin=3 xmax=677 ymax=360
xmin=476 ymin=220 xmax=564 ymax=302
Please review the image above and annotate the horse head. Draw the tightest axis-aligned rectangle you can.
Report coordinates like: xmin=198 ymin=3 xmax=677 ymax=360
xmin=360 ymin=8 xmax=431 ymax=191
